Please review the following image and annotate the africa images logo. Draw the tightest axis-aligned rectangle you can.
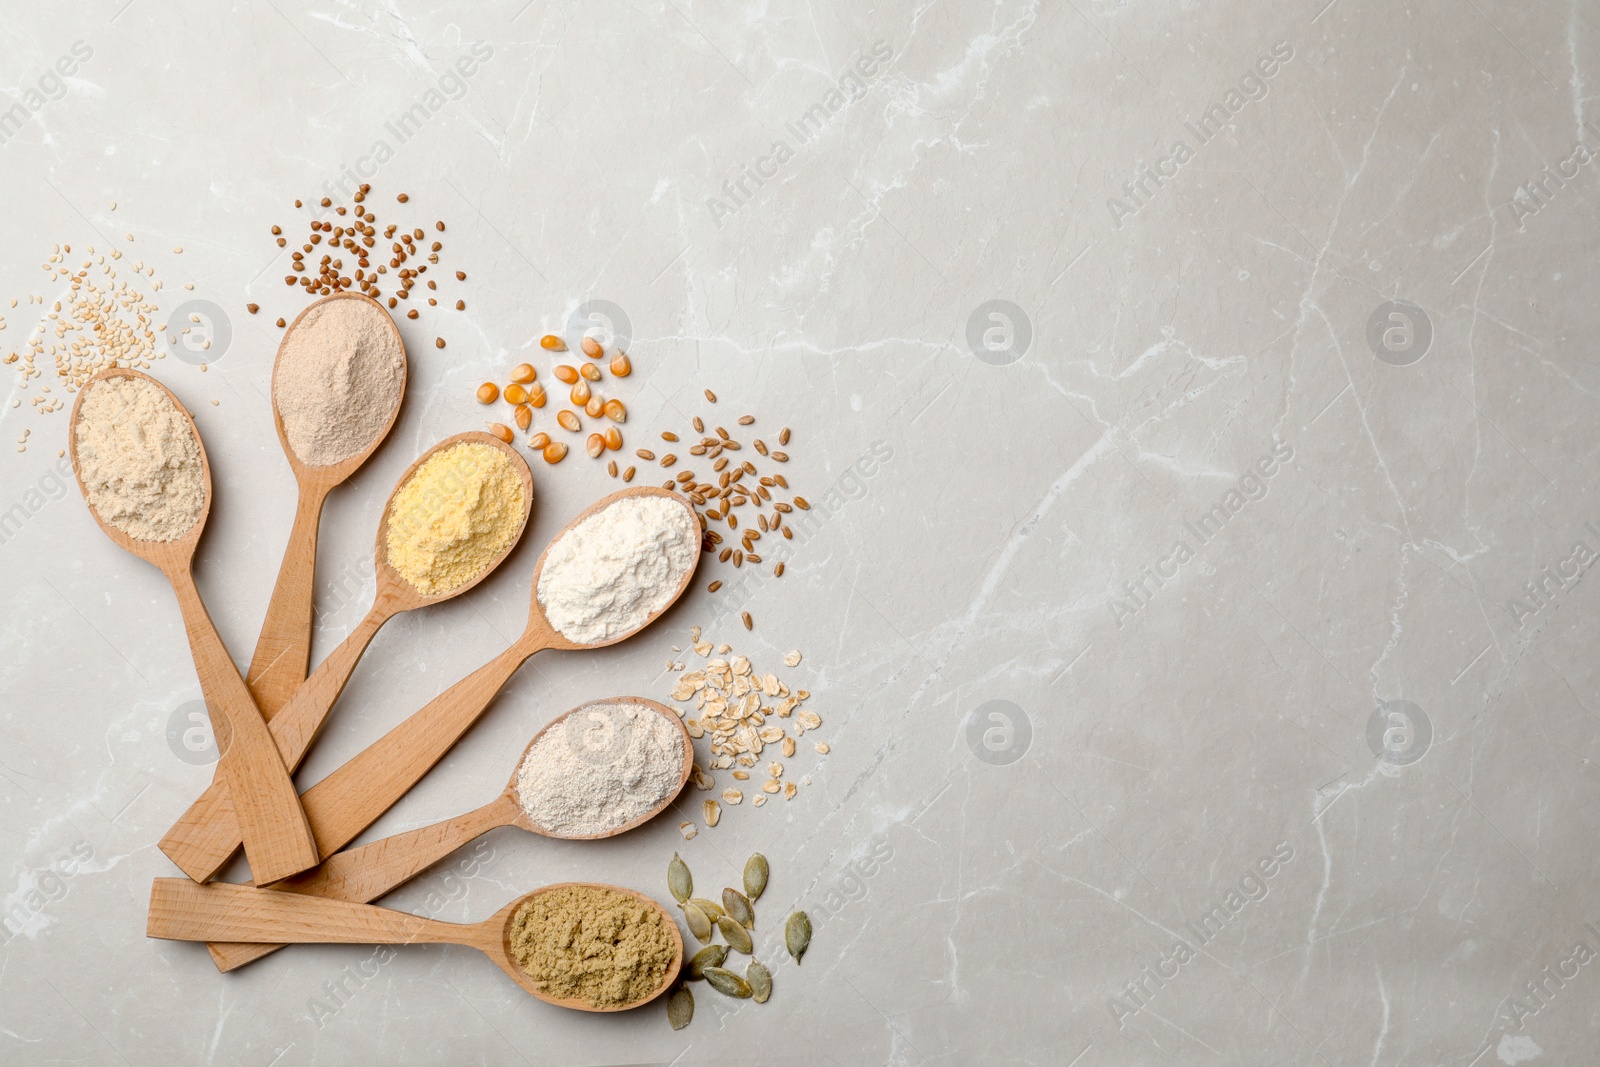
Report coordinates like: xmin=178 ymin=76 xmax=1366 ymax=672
xmin=1105 ymin=42 xmax=1294 ymax=230
xmin=563 ymin=703 xmax=634 ymax=767
xmin=1109 ymin=440 xmax=1295 ymax=627
xmin=705 ymin=41 xmax=895 ymax=227
xmin=1365 ymin=300 xmax=1432 ymax=367
xmin=1107 ymin=841 xmax=1295 ymax=1027
xmin=1505 ymin=520 xmax=1600 ymax=628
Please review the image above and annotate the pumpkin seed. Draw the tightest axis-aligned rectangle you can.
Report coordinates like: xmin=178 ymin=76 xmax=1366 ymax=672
xmin=747 ymin=960 xmax=772 ymax=1003
xmin=667 ymin=986 xmax=694 ymax=1029
xmin=688 ymin=944 xmax=729 ymax=979
xmin=681 ymin=901 xmax=712 ymax=943
xmin=723 ymin=887 xmax=755 ymax=929
xmin=785 ymin=911 xmax=811 ymax=964
xmin=718 ymin=915 xmax=753 ymax=954
xmin=703 ymin=966 xmax=753 ymax=999
xmin=690 ymin=897 xmax=724 ymax=922
xmin=744 ymin=853 xmax=769 ymax=902
xmin=668 ymin=853 xmax=692 ymax=903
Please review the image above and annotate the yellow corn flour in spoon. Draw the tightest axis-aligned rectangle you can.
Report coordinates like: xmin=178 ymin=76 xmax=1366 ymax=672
xmin=508 ymin=886 xmax=676 ymax=1008
xmin=385 ymin=442 xmax=524 ymax=596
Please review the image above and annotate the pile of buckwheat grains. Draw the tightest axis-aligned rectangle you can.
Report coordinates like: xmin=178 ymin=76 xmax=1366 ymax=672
xmin=666 ymin=628 xmax=826 ymax=838
xmin=252 ymin=185 xmax=466 ymax=342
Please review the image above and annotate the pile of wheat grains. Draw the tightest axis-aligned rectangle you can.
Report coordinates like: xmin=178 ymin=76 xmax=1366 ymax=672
xmin=642 ymin=393 xmax=808 ymax=620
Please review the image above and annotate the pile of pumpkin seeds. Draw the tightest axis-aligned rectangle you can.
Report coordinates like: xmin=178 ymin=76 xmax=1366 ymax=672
xmin=664 ymin=851 xmax=810 ymax=1029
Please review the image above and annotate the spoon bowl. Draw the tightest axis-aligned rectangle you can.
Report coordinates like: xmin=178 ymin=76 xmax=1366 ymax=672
xmin=484 ymin=882 xmax=684 ymax=1010
xmin=67 ymin=365 xmax=212 ymax=569
xmin=371 ymin=430 xmax=535 ymax=611
xmin=249 ymin=292 xmax=409 ymax=715
xmin=270 ymin=292 xmax=409 ymax=483
xmin=521 ymin=485 xmax=704 ymax=652
xmin=505 ymin=696 xmax=695 ymax=840
xmin=159 ymin=431 xmax=534 ymax=883
xmin=148 ymin=878 xmax=683 ymax=1012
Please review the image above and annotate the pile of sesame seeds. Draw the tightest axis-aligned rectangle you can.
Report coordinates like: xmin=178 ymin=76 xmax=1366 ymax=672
xmin=667 ymin=628 xmax=826 ymax=839
xmin=254 ymin=185 xmax=466 ymax=343
xmin=4 ymin=238 xmax=172 ymax=436
xmin=645 ymin=392 xmax=807 ymax=598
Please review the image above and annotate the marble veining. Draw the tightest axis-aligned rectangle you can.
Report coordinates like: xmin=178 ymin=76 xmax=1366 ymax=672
xmin=2 ymin=1 xmax=1598 ymax=1064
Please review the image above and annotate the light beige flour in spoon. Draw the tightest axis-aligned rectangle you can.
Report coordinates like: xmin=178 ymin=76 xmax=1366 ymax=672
xmin=274 ymin=299 xmax=405 ymax=467
xmin=75 ymin=376 xmax=205 ymax=541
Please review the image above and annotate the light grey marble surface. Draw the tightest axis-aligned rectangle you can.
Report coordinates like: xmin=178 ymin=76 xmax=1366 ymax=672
xmin=2 ymin=1 xmax=1598 ymax=1064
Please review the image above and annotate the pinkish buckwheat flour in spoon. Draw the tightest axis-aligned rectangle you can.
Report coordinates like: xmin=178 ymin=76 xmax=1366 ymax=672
xmin=536 ymin=493 xmax=700 ymax=644
xmin=273 ymin=297 xmax=405 ymax=467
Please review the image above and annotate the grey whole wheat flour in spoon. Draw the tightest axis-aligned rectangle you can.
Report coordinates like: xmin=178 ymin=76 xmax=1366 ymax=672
xmin=515 ymin=701 xmax=686 ymax=836
xmin=274 ymin=298 xmax=406 ymax=467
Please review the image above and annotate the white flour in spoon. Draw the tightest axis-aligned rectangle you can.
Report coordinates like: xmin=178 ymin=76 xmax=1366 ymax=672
xmin=536 ymin=494 xmax=698 ymax=644
xmin=515 ymin=702 xmax=685 ymax=836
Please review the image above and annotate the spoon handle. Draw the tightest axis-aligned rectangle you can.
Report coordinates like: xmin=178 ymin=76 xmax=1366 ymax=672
xmin=148 ymin=878 xmax=468 ymax=948
xmin=297 ymin=642 xmax=533 ymax=859
xmin=245 ymin=479 xmax=332 ymax=718
xmin=205 ymin=794 xmax=520 ymax=972
xmin=165 ymin=567 xmax=321 ymax=885
xmin=158 ymin=602 xmax=393 ymax=882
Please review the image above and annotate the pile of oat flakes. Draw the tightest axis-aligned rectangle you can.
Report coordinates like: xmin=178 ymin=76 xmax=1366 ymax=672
xmin=668 ymin=626 xmax=827 ymax=838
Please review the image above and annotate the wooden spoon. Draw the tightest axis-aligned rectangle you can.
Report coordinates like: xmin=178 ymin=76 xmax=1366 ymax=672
xmin=158 ymin=431 xmax=533 ymax=882
xmin=173 ymin=485 xmax=700 ymax=885
xmin=247 ymin=293 xmax=408 ymax=718
xmin=148 ymin=878 xmax=682 ymax=1011
xmin=69 ymin=368 xmax=320 ymax=885
xmin=284 ymin=486 xmax=701 ymax=869
xmin=206 ymin=697 xmax=692 ymax=971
